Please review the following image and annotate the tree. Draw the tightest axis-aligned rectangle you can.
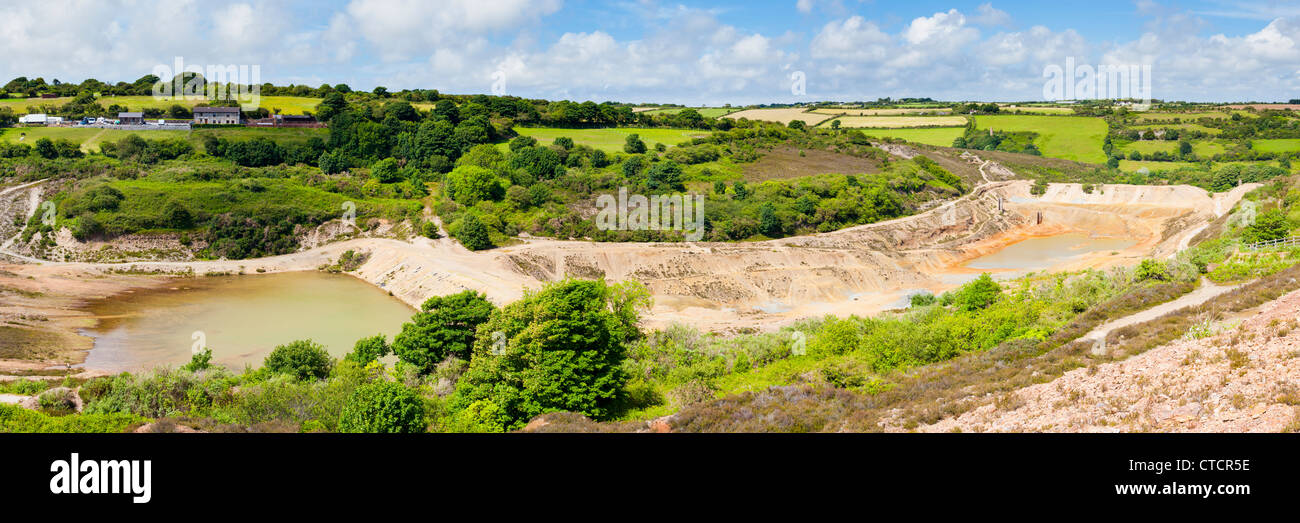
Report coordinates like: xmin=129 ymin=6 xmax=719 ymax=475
xmin=759 ymin=202 xmax=782 ymax=237
xmin=263 ymin=339 xmax=333 ymax=381
xmin=162 ymin=200 xmax=193 ymax=229
xmin=787 ymin=120 xmax=806 ymax=130
xmin=448 ymin=279 xmax=633 ymax=430
xmin=370 ymin=157 xmax=403 ymax=183
xmin=1245 ymin=208 xmax=1291 ymax=244
xmin=34 ymin=138 xmax=57 ymax=159
xmin=392 ymin=290 xmax=496 ymax=373
xmin=455 ymin=213 xmax=493 ymax=251
xmin=644 ymin=160 xmax=684 ymax=191
xmin=1178 ymin=140 xmax=1193 ymax=156
xmin=623 ymin=133 xmax=647 ymax=154
xmin=951 ymin=273 xmax=1002 ymax=311
xmin=346 ymin=334 xmax=390 ymax=365
xmin=445 ymin=165 xmax=504 ymax=205
xmin=338 ymin=382 xmax=426 ymax=433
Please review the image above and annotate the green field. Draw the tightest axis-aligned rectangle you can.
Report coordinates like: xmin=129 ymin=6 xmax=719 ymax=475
xmin=511 ymin=127 xmax=712 ymax=153
xmin=0 ymin=126 xmax=327 ymax=152
xmin=1134 ymin=111 xmax=1249 ymax=122
xmin=1252 ymin=139 xmax=1300 ymax=154
xmin=1119 ymin=140 xmax=1227 ymax=157
xmin=641 ymin=107 xmax=736 ymax=118
xmin=0 ymin=95 xmax=322 ymax=114
xmin=1117 ymin=160 xmax=1197 ymax=172
xmin=974 ymin=114 xmax=1109 ymax=163
xmin=1132 ymin=123 xmax=1222 ymax=135
xmin=856 ymin=127 xmax=965 ymax=147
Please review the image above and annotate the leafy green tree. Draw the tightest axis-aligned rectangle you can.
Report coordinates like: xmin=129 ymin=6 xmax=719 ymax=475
xmin=444 ymin=165 xmax=504 ymax=205
xmin=623 ymin=133 xmax=647 ymax=154
xmin=449 ymin=279 xmax=634 ymax=430
xmin=644 ymin=160 xmax=684 ymax=191
xmin=392 ymin=290 xmax=496 ymax=373
xmin=263 ymin=339 xmax=333 ymax=381
xmin=455 ymin=213 xmax=493 ymax=251
xmin=759 ymin=202 xmax=782 ymax=237
xmin=34 ymin=138 xmax=57 ymax=159
xmin=338 ymin=382 xmax=426 ymax=433
xmin=346 ymin=334 xmax=390 ymax=365
xmin=1245 ymin=208 xmax=1291 ymax=244
xmin=508 ymin=135 xmax=537 ymax=151
xmin=951 ymin=273 xmax=1002 ymax=311
xmin=370 ymin=157 xmax=402 ymax=183
xmin=162 ymin=200 xmax=193 ymax=229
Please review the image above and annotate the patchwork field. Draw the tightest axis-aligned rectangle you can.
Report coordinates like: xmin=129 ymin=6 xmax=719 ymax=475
xmin=1132 ymin=123 xmax=1222 ymax=135
xmin=0 ymin=95 xmax=322 ymax=114
xmin=827 ymin=116 xmax=968 ymax=128
xmin=641 ymin=107 xmax=736 ymax=118
xmin=1118 ymin=140 xmax=1228 ymax=157
xmin=511 ymin=127 xmax=711 ymax=152
xmin=855 ymin=127 xmax=965 ymax=146
xmin=1252 ymin=138 xmax=1300 ymax=154
xmin=973 ymin=114 xmax=1109 ymax=164
xmin=999 ymin=105 xmax=1075 ymax=114
xmin=810 ymin=108 xmax=951 ymax=116
xmin=0 ymin=126 xmax=328 ymax=152
xmin=724 ymin=108 xmax=833 ymax=126
xmin=1134 ymin=111 xmax=1249 ymax=122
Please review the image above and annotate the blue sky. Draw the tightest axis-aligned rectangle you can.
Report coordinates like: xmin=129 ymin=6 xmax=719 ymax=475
xmin=2 ymin=0 xmax=1298 ymax=104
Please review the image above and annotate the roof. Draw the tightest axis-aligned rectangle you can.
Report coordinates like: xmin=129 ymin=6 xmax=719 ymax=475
xmin=118 ymin=112 xmax=143 ymax=118
xmin=194 ymin=106 xmax=242 ymax=114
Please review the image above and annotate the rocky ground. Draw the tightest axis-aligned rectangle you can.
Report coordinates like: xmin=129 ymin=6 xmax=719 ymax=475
xmin=917 ymin=288 xmax=1300 ymax=433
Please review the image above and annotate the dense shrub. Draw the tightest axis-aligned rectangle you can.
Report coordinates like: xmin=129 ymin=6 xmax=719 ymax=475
xmin=338 ymin=382 xmax=426 ymax=433
xmin=263 ymin=339 xmax=333 ymax=381
xmin=392 ymin=290 xmax=496 ymax=372
xmin=449 ymin=279 xmax=633 ymax=430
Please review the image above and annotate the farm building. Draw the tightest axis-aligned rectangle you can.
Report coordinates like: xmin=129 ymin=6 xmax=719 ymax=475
xmin=118 ymin=112 xmax=144 ymax=125
xmin=248 ymin=114 xmax=321 ymax=127
xmin=18 ymin=113 xmax=49 ymax=125
xmin=193 ymin=106 xmax=242 ymax=125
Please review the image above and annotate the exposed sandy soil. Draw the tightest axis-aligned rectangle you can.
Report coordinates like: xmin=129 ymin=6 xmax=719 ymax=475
xmin=915 ymin=288 xmax=1300 ymax=433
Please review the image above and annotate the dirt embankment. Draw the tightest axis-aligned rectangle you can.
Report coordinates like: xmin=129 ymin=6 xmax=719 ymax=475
xmin=916 ymin=288 xmax=1300 ymax=433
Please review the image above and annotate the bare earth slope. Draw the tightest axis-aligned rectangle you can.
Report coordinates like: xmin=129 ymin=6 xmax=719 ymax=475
xmin=917 ymin=288 xmax=1300 ymax=433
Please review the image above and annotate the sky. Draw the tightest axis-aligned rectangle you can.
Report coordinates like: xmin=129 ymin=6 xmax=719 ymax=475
xmin=1 ymin=0 xmax=1298 ymax=104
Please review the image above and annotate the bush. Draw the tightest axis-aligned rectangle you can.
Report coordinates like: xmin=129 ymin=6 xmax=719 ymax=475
xmin=909 ymin=292 xmax=936 ymax=307
xmin=346 ymin=334 xmax=390 ymax=365
xmin=449 ymin=279 xmax=633 ymax=430
xmin=392 ymin=290 xmax=496 ymax=372
xmin=263 ymin=339 xmax=333 ymax=381
xmin=1134 ymin=259 xmax=1169 ymax=281
xmin=455 ymin=213 xmax=493 ymax=251
xmin=338 ymin=382 xmax=426 ymax=433
xmin=952 ymin=273 xmax=1002 ymax=311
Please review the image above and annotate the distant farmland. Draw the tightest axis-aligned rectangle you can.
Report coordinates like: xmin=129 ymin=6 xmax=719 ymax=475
xmin=974 ymin=114 xmax=1109 ymax=164
xmin=641 ymin=107 xmax=737 ymax=118
xmin=810 ymin=108 xmax=951 ymax=116
xmin=855 ymin=127 xmax=965 ymax=147
xmin=828 ymin=116 xmax=967 ymax=128
xmin=1252 ymin=139 xmax=1300 ymax=154
xmin=724 ymin=108 xmax=833 ymax=126
xmin=511 ymin=127 xmax=711 ymax=152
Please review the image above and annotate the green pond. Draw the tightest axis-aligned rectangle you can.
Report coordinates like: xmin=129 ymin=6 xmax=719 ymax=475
xmin=79 ymin=271 xmax=416 ymax=372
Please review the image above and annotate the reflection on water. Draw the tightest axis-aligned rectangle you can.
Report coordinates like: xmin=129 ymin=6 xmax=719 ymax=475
xmin=79 ymin=271 xmax=416 ymax=372
xmin=964 ymin=233 xmax=1136 ymax=271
